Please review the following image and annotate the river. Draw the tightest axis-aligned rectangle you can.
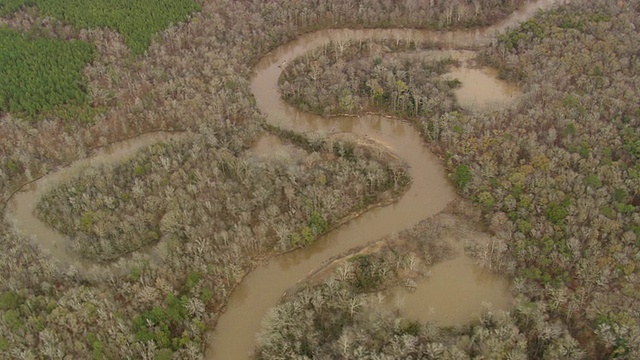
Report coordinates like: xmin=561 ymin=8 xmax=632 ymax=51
xmin=3 ymin=1 xmax=561 ymax=358
xmin=208 ymin=1 xmax=561 ymax=358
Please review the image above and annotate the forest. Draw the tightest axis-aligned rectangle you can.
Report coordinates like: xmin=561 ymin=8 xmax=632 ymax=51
xmin=0 ymin=0 xmax=199 ymax=53
xmin=0 ymin=27 xmax=94 ymax=117
xmin=1 ymin=0 xmax=639 ymax=358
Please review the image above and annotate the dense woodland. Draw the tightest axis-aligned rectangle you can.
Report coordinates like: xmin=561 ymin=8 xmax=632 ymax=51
xmin=36 ymin=134 xmax=407 ymax=261
xmin=0 ymin=27 xmax=94 ymax=117
xmin=0 ymin=0 xmax=200 ymax=53
xmin=2 ymin=0 xmax=638 ymax=358
xmin=279 ymin=40 xmax=461 ymax=118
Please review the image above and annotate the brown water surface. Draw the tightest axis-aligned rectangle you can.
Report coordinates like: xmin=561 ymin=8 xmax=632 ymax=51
xmin=383 ymin=255 xmax=512 ymax=326
xmin=447 ymin=64 xmax=518 ymax=110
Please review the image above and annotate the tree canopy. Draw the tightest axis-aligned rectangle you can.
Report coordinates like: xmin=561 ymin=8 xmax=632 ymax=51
xmin=0 ymin=27 xmax=94 ymax=116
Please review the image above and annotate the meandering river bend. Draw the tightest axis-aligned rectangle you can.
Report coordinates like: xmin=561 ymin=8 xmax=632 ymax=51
xmin=209 ymin=1 xmax=561 ymax=358
xmin=4 ymin=1 xmax=563 ymax=358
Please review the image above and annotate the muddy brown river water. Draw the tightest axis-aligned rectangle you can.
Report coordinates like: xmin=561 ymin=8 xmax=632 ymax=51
xmin=3 ymin=1 xmax=563 ymax=358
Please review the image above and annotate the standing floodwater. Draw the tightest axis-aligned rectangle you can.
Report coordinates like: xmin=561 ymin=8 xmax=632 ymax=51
xmin=383 ymin=254 xmax=512 ymax=326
